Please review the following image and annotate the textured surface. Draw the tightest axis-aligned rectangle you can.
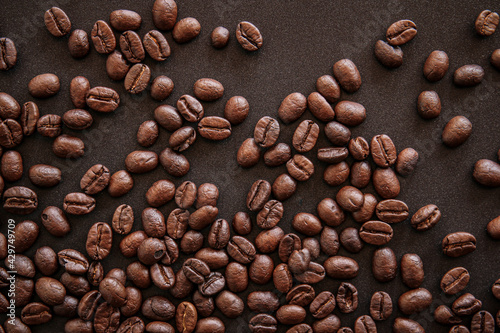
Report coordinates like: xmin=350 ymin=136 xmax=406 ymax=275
xmin=1 ymin=0 xmax=500 ymax=331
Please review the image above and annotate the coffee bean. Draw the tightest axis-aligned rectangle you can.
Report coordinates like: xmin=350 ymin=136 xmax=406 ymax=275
xmin=0 ymin=38 xmax=17 ymax=71
xmin=170 ymin=269 xmax=194 ymax=300
xmin=152 ymin=0 xmax=178 ymax=30
xmin=336 ymin=282 xmax=358 ymax=313
xmin=3 ymin=186 xmax=37 ymax=214
xmin=195 ymin=317 xmax=225 ymax=333
xmin=126 ymin=261 xmax=150 ymax=289
xmin=256 ymin=226 xmax=284 ymax=253
xmin=325 ymin=256 xmax=359 ymax=279
xmin=110 ymin=9 xmax=141 ymax=31
xmin=354 ymin=315 xmax=377 ymax=333
xmin=108 ymin=170 xmax=133 ymax=197
xmin=174 ymin=181 xmax=196 ymax=209
xmin=80 ymin=164 xmax=110 ymax=195
xmin=325 ymin=121 xmax=351 ymax=146
xmin=487 ymin=216 xmax=500 ymax=239
xmin=207 ymin=218 xmax=230 ymax=249
xmin=347 ymin=137 xmax=368 ymax=161
xmin=63 ymin=192 xmax=95 ymax=215
xmin=286 ymin=284 xmax=315 ymax=308
xmin=246 ymin=179 xmax=271 ymax=211
xmin=58 ymin=249 xmax=89 ymax=275
xmin=12 ymin=220 xmax=38 ymax=253
xmin=117 ymin=317 xmax=144 ymax=333
xmin=374 ymin=40 xmax=403 ymax=68
xmin=292 ymin=120 xmax=319 ymax=152
xmin=491 ymin=49 xmax=500 ymax=70
xmin=411 ymin=204 xmax=441 ymax=231
xmin=27 ymin=163 xmax=59 ymax=187
xmin=86 ymin=86 xmax=120 ymax=112
xmin=350 ymin=161 xmax=371 ymax=189
xmin=307 ymin=291 xmax=335 ymax=319
xmin=320 ymin=226 xmax=340 ymax=256
xmin=150 ymin=77 xmax=174 ymax=102
xmin=8 ymin=255 xmax=35 ymax=278
xmin=393 ymin=318 xmax=425 ymax=333
xmin=276 ymin=305 xmax=306 ymax=325
xmin=0 ymin=119 xmax=23 ymax=148
xmin=316 ymin=75 xmax=341 ymax=104
xmin=317 ymin=197 xmax=345 ymax=226
xmin=236 ymin=21 xmax=263 ymax=51
xmin=60 ymin=272 xmax=90 ymax=297
xmin=106 ymin=268 xmax=126 ymax=285
xmin=193 ymin=78 xmax=224 ymax=102
xmin=177 ymin=95 xmax=204 ymax=122
xmin=386 ymin=19 xmax=417 ymax=45
xmin=254 ymin=116 xmax=280 ymax=148
xmin=442 ymin=232 xmax=476 ymax=257
xmin=13 ymin=276 xmax=33 ymax=307
xmin=340 ymin=227 xmax=363 ymax=253
xmin=476 ymin=10 xmax=499 ymax=36
xmin=142 ymin=207 xmax=166 ymax=238
xmin=41 ymin=206 xmax=70 ymax=237
xmin=166 ymin=208 xmax=189 ymax=239
xmin=180 ymin=230 xmax=203 ymax=254
xmin=375 ymin=199 xmax=408 ymax=223
xmin=287 ymin=154 xmax=314 ymax=181
xmin=333 ymin=59 xmax=361 ymax=93
xmin=257 ymin=200 xmax=283 ymax=229
xmin=318 ymin=147 xmax=349 ymax=164
xmin=373 ymin=167 xmax=400 ymax=199
xmin=237 ymin=138 xmax=260 ymax=168
xmin=249 ymin=314 xmax=277 ymax=333
xmin=288 ymin=249 xmax=311 ymax=275
xmin=450 ymin=325 xmax=471 ymax=333
xmin=120 ymin=30 xmax=145 ymax=64
xmin=417 ymin=90 xmax=441 ymax=119
xmin=106 ymin=51 xmax=131 ymax=81
xmin=28 ymin=73 xmax=60 ymax=98
xmin=225 ymin=262 xmax=248 ymax=293
xmin=372 ymin=247 xmax=397 ymax=282
xmin=454 ymin=65 xmax=484 ymax=87
xmin=313 ymin=315 xmax=341 ymax=333
xmin=272 ymin=263 xmax=293 ymax=294
xmin=192 ymin=290 xmax=214 ymax=317
xmin=473 ymin=159 xmax=500 ymax=187
xmin=227 ymin=236 xmax=256 ymax=264
xmin=142 ymin=296 xmax=175 ymax=321
xmin=369 ymin=291 xmax=392 ymax=321
xmin=172 ymin=17 xmax=201 ymax=42
xmin=63 ymin=109 xmax=93 ymax=130
xmin=77 ymin=290 xmax=101 ymax=321
xmin=292 ymin=212 xmax=322 ymax=236
xmin=99 ymin=277 xmax=127 ymax=307
xmin=175 ymin=302 xmax=197 ymax=333
xmin=215 ymin=291 xmax=244 ymax=318
xmin=336 ymin=101 xmax=366 ymax=126
xmin=150 ymin=263 xmax=175 ymax=290
xmin=91 ymin=20 xmax=116 ymax=54
xmin=35 ymin=276 xmax=66 ymax=306
xmin=134 ymin=120 xmax=158 ymax=148
xmin=398 ymin=288 xmax=432 ymax=315
xmin=435 ymin=305 xmax=462 ymax=325
xmin=278 ymin=233 xmax=301 ymax=262
xmin=247 ymin=291 xmax=280 ymax=313
xmin=198 ymin=116 xmax=232 ymax=140
xmin=120 ymin=231 xmax=147 ymax=258
xmin=209 ymin=26 xmax=230 ymax=49
xmin=442 ymin=115 xmax=472 ymax=147
xmin=0 ymin=92 xmax=20 ymax=119
xmin=196 ymin=183 xmax=219 ymax=208
xmin=224 ymin=96 xmax=249 ymax=125
xmin=336 ymin=185 xmax=364 ymax=212
xmin=307 ymin=92 xmax=335 ymax=123
xmin=37 ymin=114 xmax=62 ymax=138
xmin=263 ymin=143 xmax=290 ymax=167
xmin=68 ymin=29 xmax=89 ymax=58
xmin=88 ymin=261 xmax=104 ymax=287
xmin=471 ymin=310 xmax=495 ymax=332
xmin=86 ymin=222 xmax=112 ymax=260
xmin=423 ymin=50 xmax=449 ymax=82
xmin=44 ymin=7 xmax=71 ymax=37
xmin=18 ymin=102 xmax=37 ymax=137
xmin=183 ymin=258 xmax=210 ymax=284
xmin=278 ymin=92 xmax=307 ymax=123
xmin=188 ymin=205 xmax=218 ymax=230
xmin=195 ymin=249 xmax=227 ymax=271
xmin=452 ymin=293 xmax=482 ymax=316
xmin=146 ymin=180 xmax=175 ymax=207
xmin=160 ymin=147 xmax=190 ymax=177
xmin=401 ymin=253 xmax=424 ymax=288
xmin=371 ymin=134 xmax=397 ymax=167
xmin=441 ymin=267 xmax=470 ymax=295
xmin=1 ymin=150 xmax=22 ymax=182
xmin=125 ymin=63 xmax=151 ymax=94
xmin=125 ymin=150 xmax=158 ymax=173
xmin=395 ymin=148 xmax=419 ymax=176
xmin=53 ymin=295 xmax=78 ymax=318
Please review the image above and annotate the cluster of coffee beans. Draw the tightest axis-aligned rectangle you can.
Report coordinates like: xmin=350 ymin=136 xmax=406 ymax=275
xmin=1 ymin=1 xmax=500 ymax=333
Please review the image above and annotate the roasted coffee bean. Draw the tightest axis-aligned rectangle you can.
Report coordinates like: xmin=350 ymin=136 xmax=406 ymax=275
xmin=487 ymin=216 xmax=500 ymax=239
xmin=317 ymin=147 xmax=348 ymax=164
xmin=117 ymin=317 xmax=144 ymax=333
xmin=320 ymin=227 xmax=340 ymax=256
xmin=401 ymin=253 xmax=424 ymax=288
xmin=188 ymin=205 xmax=218 ymax=230
xmin=278 ymin=92 xmax=307 ymax=123
xmin=292 ymin=120 xmax=319 ymax=153
xmin=152 ymin=0 xmax=177 ymax=30
xmin=110 ymin=9 xmax=141 ymax=31
xmin=141 ymin=32 xmax=170 ymax=64
xmin=68 ymin=77 xmax=90 ymax=110
xmin=325 ymin=121 xmax=351 ymax=146
xmin=150 ymin=263 xmax=175 ymax=290
xmin=53 ymin=295 xmax=79 ymax=318
xmin=325 ymin=256 xmax=358 ymax=279
xmin=108 ymin=170 xmax=133 ymax=197
xmin=254 ymin=116 xmax=280 ymax=148
xmin=417 ymin=90 xmax=441 ymax=119
xmin=37 ymin=114 xmax=62 ymax=138
xmin=350 ymin=161 xmax=371 ymax=188
xmin=198 ymin=116 xmax=232 ymax=140
xmin=86 ymin=222 xmax=112 ymax=260
xmin=224 ymin=96 xmax=249 ymax=125
xmin=374 ymin=40 xmax=403 ymax=68
xmin=99 ymin=277 xmax=127 ymax=307
xmin=125 ymin=150 xmax=158 ymax=173
xmin=372 ymin=247 xmax=397 ymax=282
xmin=29 ymin=73 xmax=60 ymax=98
xmin=256 ymin=226 xmax=284 ymax=253
xmin=20 ymin=101 xmax=39 ymax=135
xmin=237 ymin=138 xmax=260 ymax=168
xmin=211 ymin=26 xmax=230 ymax=48
xmin=194 ymin=78 xmax=224 ymax=102
xmin=63 ymin=192 xmax=95 ymax=215
xmin=183 ymin=258 xmax=210 ymax=284
xmin=174 ymin=181 xmax=196 ymax=209
xmin=476 ymin=10 xmax=499 ymax=36
xmin=154 ymin=106 xmax=182 ymax=132
xmin=125 ymin=63 xmax=150 ymax=94
xmin=369 ymin=291 xmax=392 ymax=321
xmin=452 ymin=293 xmax=482 ymax=316
xmin=106 ymin=268 xmax=126 ymax=286
xmin=256 ymin=200 xmax=283 ymax=229
xmin=386 ymin=19 xmax=417 ymax=45
xmin=120 ymin=231 xmax=147 ymax=259
xmin=20 ymin=302 xmax=52 ymax=325
xmin=137 ymin=120 xmax=159 ymax=147
xmin=215 ymin=291 xmax=244 ymax=318
xmin=0 ymin=38 xmax=17 ymax=71
xmin=91 ymin=20 xmax=115 ymax=54
xmin=246 ymin=179 xmax=271 ymax=211
xmin=395 ymin=147 xmax=418 ymax=176
xmin=58 ymin=249 xmax=89 ymax=275
xmin=249 ymin=314 xmax=277 ymax=333
xmin=442 ymin=115 xmax=472 ymax=147
xmin=270 ymin=175 xmax=296 ymax=202
xmin=335 ymin=101 xmax=366 ymax=126
xmin=227 ymin=236 xmax=256 ymax=264
xmin=86 ymin=86 xmax=120 ymax=112
xmin=0 ymin=92 xmax=20 ymax=119
xmin=0 ymin=119 xmax=22 ymax=148
xmin=142 ymin=296 xmax=175 ymax=321
xmin=8 ymin=255 xmax=35 ymax=278
xmin=126 ymin=261 xmax=151 ymax=289
xmin=336 ymin=185 xmax=364 ymax=212
xmin=393 ymin=318 xmax=425 ymax=333
xmin=142 ymin=208 xmax=166 ymax=238
xmin=441 ymin=267 xmax=470 ymax=295
xmin=348 ymin=137 xmax=369 ymax=161
xmin=177 ymin=95 xmax=204 ymax=122
xmin=423 ymin=50 xmax=449 ymax=82
xmin=333 ymin=59 xmax=361 ymax=93
xmin=68 ymin=29 xmax=89 ymax=58
xmin=236 ymin=21 xmax=263 ymax=51
xmin=88 ymin=261 xmax=104 ymax=287
xmin=146 ymin=180 xmax=175 ymax=207
xmin=442 ymin=232 xmax=476 ymax=257
xmin=41 ymin=206 xmax=70 ymax=237
xmin=63 ymin=109 xmax=93 ymax=131
xmin=473 ymin=159 xmax=500 ymax=187
xmin=288 ymin=249 xmax=311 ymax=275
xmin=196 ymin=183 xmax=219 ymax=208
xmin=151 ymin=76 xmax=174 ymax=101
xmin=247 ymin=291 xmax=280 ymax=313
xmin=292 ymin=212 xmax=322 ymax=236
xmin=313 ymin=315 xmax=342 ymax=333
xmin=307 ymin=92 xmax=335 ymax=122
xmin=287 ymin=154 xmax=314 ymax=181
xmin=173 ymin=17 xmax=201 ymax=43
xmin=278 ymin=233 xmax=301 ymax=262
xmin=106 ymin=50 xmax=130 ymax=81
xmin=286 ymin=285 xmax=315 ymax=308
xmin=336 ymin=282 xmax=358 ymax=313
xmin=195 ymin=248 xmax=226 ymax=269
xmin=373 ymin=167 xmax=400 ymax=199
xmin=12 ymin=220 xmax=38 ymax=253
xmin=1 ymin=150 xmax=22 ymax=181
xmin=207 ymin=219 xmax=230 ymax=249
xmin=271 ymin=263 xmax=293 ymax=294
xmin=450 ymin=325 xmax=471 ymax=333
xmin=340 ymin=227 xmax=363 ymax=253
xmin=263 ymin=144 xmax=290 ymax=168
xmin=175 ymin=302 xmax=197 ymax=333
xmin=371 ymin=134 xmax=397 ymax=167
xmin=3 ymin=186 xmax=37 ymax=214
xmin=192 ymin=290 xmax=214 ymax=317
xmin=199 ymin=272 xmax=225 ymax=296
xmin=454 ymin=65 xmax=484 ymax=87
xmin=34 ymin=246 xmax=58 ymax=276
xmin=354 ymin=315 xmax=376 ymax=333
xmin=13 ymin=276 xmax=33 ymax=307
xmin=180 ymin=230 xmax=203 ymax=254
xmin=411 ymin=204 xmax=441 ymax=231
xmin=375 ymin=199 xmax=408 ymax=223
xmin=77 ymin=290 xmax=101 ymax=320
xmin=317 ymin=197 xmax=345 ymax=226
xmin=166 ymin=208 xmax=188 ymax=239
xmin=435 ymin=305 xmax=462 ymax=325
xmin=316 ymin=75 xmax=341 ymax=104
xmin=44 ymin=7 xmax=71 ymax=37
xmin=491 ymin=49 xmax=500 ymax=70
xmin=120 ymin=30 xmax=145 ymax=63
xmin=308 ymin=291 xmax=336 ymax=319
xmin=276 ymin=305 xmax=306 ymax=325
xmin=471 ymin=310 xmax=495 ymax=332
xmin=398 ymin=288 xmax=432 ymax=315
xmin=160 ymin=147 xmax=190 ymax=177
xmin=60 ymin=272 xmax=90 ymax=297
xmin=195 ymin=317 xmax=225 ymax=333
xmin=35 ymin=276 xmax=66 ymax=306
xmin=160 ymin=236 xmax=179 ymax=266
xmin=80 ymin=164 xmax=110 ymax=195
xmin=225 ymin=262 xmax=248 ymax=293
xmin=4 ymin=317 xmax=30 ymax=332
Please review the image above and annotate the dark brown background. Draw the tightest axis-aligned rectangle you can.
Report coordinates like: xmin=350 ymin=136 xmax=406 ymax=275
xmin=1 ymin=0 xmax=500 ymax=331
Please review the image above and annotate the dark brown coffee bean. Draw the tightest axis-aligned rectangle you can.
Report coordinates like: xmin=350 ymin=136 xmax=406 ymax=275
xmin=120 ymin=231 xmax=147 ymax=258
xmin=195 ymin=317 xmax=224 ymax=333
xmin=395 ymin=148 xmax=419 ymax=176
xmin=348 ymin=137 xmax=369 ymax=161
xmin=287 ymin=154 xmax=314 ymax=181
xmin=173 ymin=17 xmax=201 ymax=43
xmin=180 ymin=230 xmax=203 ymax=254
xmin=393 ymin=318 xmax=425 ymax=333
xmin=44 ymin=7 xmax=71 ymax=37
xmin=335 ymin=101 xmax=366 ymax=126
xmin=150 ymin=263 xmax=175 ymax=290
xmin=86 ymin=222 xmax=112 ymax=260
xmin=63 ymin=109 xmax=93 ymax=131
xmin=374 ymin=40 xmax=403 ymax=68
xmin=140 ymin=33 xmax=169 ymax=65
xmin=177 ymin=95 xmax=204 ymax=122
xmin=20 ymin=101 xmax=39 ymax=135
xmin=192 ymin=290 xmax=214 ymax=317
xmin=146 ymin=180 xmax=175 ymax=207
xmin=292 ymin=212 xmax=322 ymax=236
xmin=161 ymin=236 xmax=179 ymax=266
xmin=58 ymin=249 xmax=89 ymax=275
xmin=120 ymin=30 xmax=145 ymax=63
xmin=292 ymin=120 xmax=319 ymax=152
xmin=34 ymin=246 xmax=58 ymax=276
xmin=60 ymin=272 xmax=90 ymax=297
xmin=325 ymin=256 xmax=358 ymax=279
xmin=125 ymin=150 xmax=158 ymax=173
xmin=411 ymin=204 xmax=441 ymax=231
xmin=68 ymin=77 xmax=90 ymax=110
xmin=308 ymin=291 xmax=335 ymax=319
xmin=37 ymin=114 xmax=62 ymax=138
xmin=215 ymin=291 xmax=244 ymax=318
xmin=211 ymin=26 xmax=230 ymax=48
xmin=276 ymin=305 xmax=306 ymax=325
xmin=336 ymin=185 xmax=364 ymax=212
xmin=338 ymin=228 xmax=363 ymax=253
xmin=152 ymin=0 xmax=177 ymax=30
xmin=106 ymin=268 xmax=126 ymax=286
xmin=151 ymin=75 xmax=174 ymax=101
xmin=63 ymin=192 xmax=95 ymax=215
xmin=65 ymin=318 xmax=94 ymax=333
xmin=375 ymin=199 xmax=408 ymax=223
xmin=270 ymin=174 xmax=295 ymax=201
xmin=417 ymin=90 xmax=441 ymax=119
xmin=320 ymin=227 xmax=340 ymax=256
xmin=452 ymin=293 xmax=482 ymax=316
xmin=256 ymin=226 xmax=284 ymax=253
xmin=317 ymin=147 xmax=348 ymax=164
xmin=126 ymin=261 xmax=151 ymax=289
xmin=256 ymin=200 xmax=283 ymax=229
xmin=371 ymin=134 xmax=397 ymax=167
xmin=0 ymin=92 xmax=20 ymax=119
xmin=487 ymin=216 xmax=500 ymax=239
xmin=442 ymin=232 xmax=476 ymax=257
xmin=125 ymin=63 xmax=150 ymax=94
xmin=86 ymin=86 xmax=120 ymax=112
xmin=8 ymin=254 xmax=35 ymax=278
xmin=236 ymin=21 xmax=263 ymax=51
xmin=91 ymin=20 xmax=116 ymax=54
xmin=325 ymin=121 xmax=351 ymax=146
xmin=278 ymin=233 xmax=301 ymax=262
xmin=205 ymin=219 xmax=229 ymax=250
xmin=423 ymin=50 xmax=449 ymax=82
xmin=141 ymin=208 xmax=166 ymax=238
xmin=110 ymin=9 xmax=141 ymax=31
xmin=237 ymin=138 xmax=260 ymax=168
xmin=224 ymin=96 xmax=249 ymax=125
xmin=313 ymin=315 xmax=341 ymax=333
xmin=317 ymin=197 xmax=345 ymax=226
xmin=354 ymin=315 xmax=377 ymax=333
xmin=137 ymin=120 xmax=159 ymax=147
xmin=295 ymin=262 xmax=326 ymax=284
xmin=1 ymin=150 xmax=22 ymax=182
xmin=272 ymin=263 xmax=292 ymax=294
xmin=41 ymin=206 xmax=70 ymax=237
xmin=198 ymin=116 xmax=231 ymax=140
xmin=442 ymin=115 xmax=472 ymax=147
xmin=369 ymin=291 xmax=392 ymax=321
xmin=386 ymin=19 xmax=417 ymax=45
xmin=99 ymin=277 xmax=127 ymax=307
xmin=247 ymin=291 xmax=280 ymax=313
xmin=473 ymin=159 xmax=500 ymax=187
xmin=198 ymin=272 xmax=225 ymax=297
xmin=53 ymin=295 xmax=78 ymax=318
xmin=142 ymin=296 xmax=175 ymax=321
xmin=401 ymin=253 xmax=424 ymax=288
xmin=3 ymin=186 xmax=37 ymax=214
xmin=166 ymin=208 xmax=189 ymax=239
xmin=435 ymin=305 xmax=462 ymax=325
xmin=454 ymin=65 xmax=484 ymax=87
xmin=471 ymin=310 xmax=495 ymax=332
xmin=12 ymin=276 xmax=33 ymax=307
xmin=0 ymin=38 xmax=17 ymax=71
xmin=77 ymin=290 xmax=101 ymax=321
xmin=288 ymin=249 xmax=311 ymax=275
xmin=35 ymin=276 xmax=66 ymax=306
xmin=476 ymin=10 xmax=499 ymax=36
xmin=227 ymin=235 xmax=256 ymax=264
xmin=336 ymin=282 xmax=358 ymax=313
xmin=0 ymin=119 xmax=22 ymax=148
xmin=88 ymin=261 xmax=104 ymax=287
xmin=196 ymin=183 xmax=219 ymax=208
xmin=441 ymin=267 xmax=470 ymax=295
xmin=307 ymin=92 xmax=335 ymax=122
xmin=373 ymin=167 xmax=400 ymax=199
xmin=323 ymin=161 xmax=349 ymax=187
xmin=398 ymin=288 xmax=433 ymax=315
xmin=80 ymin=164 xmax=110 ymax=195
xmin=68 ymin=29 xmax=89 ymax=58
xmin=188 ymin=205 xmax=218 ymax=230
xmin=175 ymin=302 xmax=197 ymax=333
xmin=28 ymin=73 xmax=60 ymax=98
xmin=372 ymin=247 xmax=397 ymax=282
xmin=249 ymin=314 xmax=277 ymax=333
xmin=108 ymin=170 xmax=133 ymax=197
xmin=316 ymin=75 xmax=340 ymax=103
xmin=350 ymin=161 xmax=371 ymax=189
xmin=117 ymin=317 xmax=144 ymax=333
xmin=160 ymin=147 xmax=190 ymax=177
xmin=175 ymin=181 xmax=196 ymax=209
xmin=193 ymin=78 xmax=224 ymax=101
xmin=194 ymin=249 xmax=227 ymax=270
xmin=491 ymin=49 xmax=500 ymax=70
xmin=263 ymin=143 xmax=290 ymax=167
xmin=183 ymin=258 xmax=210 ymax=284
xmin=254 ymin=116 xmax=280 ymax=148
xmin=278 ymin=92 xmax=307 ymax=123
xmin=450 ymin=325 xmax=471 ymax=333
xmin=247 ymin=179 xmax=271 ymax=211
xmin=225 ymin=262 xmax=248 ymax=293
xmin=106 ymin=51 xmax=130 ymax=81
xmin=333 ymin=59 xmax=361 ymax=93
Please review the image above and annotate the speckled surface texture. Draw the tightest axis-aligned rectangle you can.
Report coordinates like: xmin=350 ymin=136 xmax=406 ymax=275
xmin=0 ymin=0 xmax=500 ymax=331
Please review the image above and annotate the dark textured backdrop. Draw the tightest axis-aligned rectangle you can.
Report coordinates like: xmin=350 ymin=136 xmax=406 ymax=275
xmin=1 ymin=0 xmax=500 ymax=332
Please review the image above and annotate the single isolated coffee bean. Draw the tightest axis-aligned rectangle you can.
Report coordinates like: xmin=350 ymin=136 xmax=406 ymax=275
xmin=316 ymin=74 xmax=341 ymax=103
xmin=236 ymin=21 xmax=263 ymax=51
xmin=324 ymin=121 xmax=351 ymax=146
xmin=473 ymin=159 xmax=500 ymax=187
xmin=224 ymin=96 xmax=249 ymax=125
xmin=172 ymin=17 xmax=201 ymax=43
xmin=137 ymin=120 xmax=159 ymax=147
xmin=487 ymin=216 xmax=500 ymax=239
xmin=198 ymin=116 xmax=232 ymax=140
xmin=454 ymin=65 xmax=484 ymax=87
xmin=386 ymin=19 xmax=417 ymax=45
xmin=307 ymin=92 xmax=335 ymax=123
xmin=442 ymin=116 xmax=472 ymax=147
xmin=333 ymin=59 xmax=362 ymax=93
xmin=401 ymin=253 xmax=424 ymax=288
xmin=441 ymin=267 xmax=470 ymax=295
xmin=28 ymin=73 xmax=60 ymax=98
xmin=0 ymin=38 xmax=17 ymax=71
xmin=475 ymin=10 xmax=499 ymax=36
xmin=211 ymin=26 xmax=230 ymax=48
xmin=68 ymin=29 xmax=89 ymax=59
xmin=194 ymin=78 xmax=224 ymax=101
xmin=110 ymin=9 xmax=142 ymax=31
xmin=91 ymin=20 xmax=116 ymax=54
xmin=63 ymin=109 xmax=93 ymax=130
xmin=86 ymin=86 xmax=120 ymax=112
xmin=411 ymin=204 xmax=441 ymax=231
xmin=396 ymin=148 xmax=419 ymax=176
xmin=423 ymin=50 xmax=449 ymax=82
xmin=124 ymin=63 xmax=151 ymax=94
xmin=106 ymin=51 xmax=131 ymax=81
xmin=374 ymin=40 xmax=403 ymax=68
xmin=237 ymin=138 xmax=260 ymax=168
xmin=254 ymin=116 xmax=280 ymax=148
xmin=417 ymin=90 xmax=441 ymax=119
xmin=151 ymin=75 xmax=174 ymax=101
xmin=152 ymin=0 xmax=178 ymax=30
xmin=442 ymin=232 xmax=476 ymax=257
xmin=44 ymin=7 xmax=71 ymax=37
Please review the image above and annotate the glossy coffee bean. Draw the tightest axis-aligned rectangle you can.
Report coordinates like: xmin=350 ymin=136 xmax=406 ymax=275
xmin=411 ymin=204 xmax=441 ymax=231
xmin=80 ymin=164 xmax=110 ymax=195
xmin=287 ymin=154 xmax=314 ymax=181
xmin=393 ymin=318 xmax=425 ymax=333
xmin=278 ymin=92 xmax=307 ymax=123
xmin=325 ymin=256 xmax=358 ymax=279
xmin=86 ymin=86 xmax=120 ymax=112
xmin=237 ymin=138 xmax=260 ymax=168
xmin=395 ymin=148 xmax=419 ymax=176
xmin=454 ymin=65 xmax=484 ymax=87
xmin=68 ymin=29 xmax=89 ymax=58
xmin=44 ymin=7 xmax=71 ymax=37
xmin=137 ymin=237 xmax=166 ymax=265
xmin=227 ymin=236 xmax=256 ymax=264
xmin=293 ymin=212 xmax=322 ymax=236
xmin=323 ymin=161 xmax=349 ymax=187
xmin=308 ymin=92 xmax=335 ymax=122
xmin=0 ymin=38 xmax=17 ymax=71
xmin=3 ymin=186 xmax=38 ymax=215
xmin=372 ymin=247 xmax=397 ymax=282
xmin=137 ymin=120 xmax=159 ymax=147
xmin=91 ymin=20 xmax=116 ymax=54
xmin=401 ymin=253 xmax=424 ymax=288
xmin=247 ymin=291 xmax=280 ymax=312
xmin=173 ymin=17 xmax=201 ymax=43
xmin=256 ymin=227 xmax=284 ymax=253
xmin=215 ymin=291 xmax=244 ymax=318
xmin=142 ymin=296 xmax=175 ymax=321
xmin=350 ymin=161 xmax=371 ymax=188
xmin=28 ymin=73 xmax=60 ymax=98
xmin=254 ymin=116 xmax=280 ymax=148
xmin=375 ymin=199 xmax=408 ymax=223
xmin=333 ymin=59 xmax=361 ymax=93
xmin=211 ymin=26 xmax=230 ymax=48
xmin=63 ymin=192 xmax=95 ymax=215
xmin=63 ymin=109 xmax=93 ymax=130
xmin=247 ymin=179 xmax=271 ymax=211
xmin=108 ymin=170 xmax=133 ymax=197
xmin=152 ymin=0 xmax=177 ymax=30
xmin=35 ymin=277 xmax=66 ymax=306
xmin=417 ymin=90 xmax=441 ymax=119
xmin=194 ymin=78 xmax=224 ymax=101
xmin=151 ymin=75 xmax=174 ymax=100
xmin=198 ymin=116 xmax=231 ymax=141
xmin=1 ymin=150 xmax=22 ymax=182
xmin=19 ymin=102 xmax=38 ymax=137
xmin=125 ymin=151 xmax=158 ymax=173
xmin=441 ymin=267 xmax=470 ymax=295
xmin=473 ymin=159 xmax=500 ymax=187
xmin=180 ymin=230 xmax=203 ymax=254
xmin=386 ymin=19 xmax=417 ymax=45
xmin=374 ymin=40 xmax=403 ymax=68
xmin=86 ymin=222 xmax=112 ymax=260
xmin=37 ymin=114 xmax=62 ymax=138
xmin=224 ymin=96 xmax=249 ymax=125
xmin=336 ymin=282 xmax=358 ymax=313
xmin=120 ymin=231 xmax=147 ymax=258
xmin=316 ymin=75 xmax=341 ymax=103
xmin=452 ymin=293 xmax=482 ymax=316
xmin=175 ymin=302 xmax=197 ymax=333
xmin=475 ymin=10 xmax=499 ymax=36
xmin=442 ymin=116 xmax=472 ymax=147
xmin=41 ymin=206 xmax=70 ymax=237
xmin=288 ymin=249 xmax=311 ymax=275
xmin=370 ymin=291 xmax=392 ymax=321
xmin=373 ymin=167 xmax=400 ymax=199
xmin=320 ymin=227 xmax=340 ymax=256
xmin=318 ymin=147 xmax=349 ymax=164
xmin=317 ymin=197 xmax=345 ymax=226
xmin=110 ymin=9 xmax=141 ymax=31
xmin=335 ymin=101 xmax=366 ymax=126
xmin=442 ymin=232 xmax=476 ymax=257
xmin=125 ymin=63 xmax=151 ymax=94
xmin=0 ymin=92 xmax=20 ymax=119
xmin=336 ymin=186 xmax=364 ymax=212
xmin=146 ymin=180 xmax=175 ymax=207
xmin=351 ymin=194 xmax=378 ymax=223
xmin=292 ymin=120 xmax=319 ymax=152
xmin=160 ymin=147 xmax=190 ymax=177
xmin=309 ymin=291 xmax=335 ymax=319
xmin=371 ymin=134 xmax=397 ymax=167
xmin=236 ymin=21 xmax=263 ymax=51
xmin=106 ymin=51 xmax=130 ymax=81
xmin=324 ymin=121 xmax=351 ymax=146
xmin=225 ymin=262 xmax=248 ymax=293
xmin=471 ymin=310 xmax=495 ymax=332
xmin=354 ymin=315 xmax=377 ymax=333
xmin=398 ymin=288 xmax=433 ymax=315
xmin=34 ymin=246 xmax=58 ymax=276
xmin=249 ymin=314 xmax=277 ymax=333
xmin=0 ymin=119 xmax=23 ymax=148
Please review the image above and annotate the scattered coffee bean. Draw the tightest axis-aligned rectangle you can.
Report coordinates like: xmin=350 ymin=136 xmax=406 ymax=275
xmin=350 ymin=161 xmax=371 ymax=188
xmin=215 ymin=290 xmax=244 ymax=318
xmin=370 ymin=291 xmax=392 ymax=321
xmin=411 ymin=204 xmax=441 ymax=231
xmin=41 ymin=206 xmax=70 ymax=237
xmin=360 ymin=221 xmax=393 ymax=245
xmin=452 ymin=293 xmax=482 ymax=316
xmin=475 ymin=10 xmax=499 ymax=36
xmin=194 ymin=78 xmax=224 ymax=101
xmin=108 ymin=170 xmax=133 ymax=197
xmin=91 ymin=20 xmax=116 ymax=54
xmin=336 ymin=185 xmax=364 ymax=212
xmin=125 ymin=150 xmax=158 ymax=173
xmin=333 ymin=59 xmax=362 ymax=93
xmin=373 ymin=167 xmax=400 ymax=199
xmin=292 ymin=120 xmax=319 ymax=152
xmin=1 ymin=150 xmax=23 ymax=182
xmin=28 ymin=73 xmax=60 ymax=98
xmin=236 ymin=21 xmax=263 ymax=51
xmin=173 ymin=17 xmax=201 ymax=43
xmin=441 ymin=267 xmax=470 ymax=295
xmin=86 ymin=86 xmax=120 ymax=112
xmin=401 ymin=253 xmax=424 ymax=288
xmin=374 ymin=40 xmax=403 ymax=68
xmin=393 ymin=318 xmax=425 ymax=333
xmin=63 ymin=109 xmax=93 ymax=130
xmin=160 ymin=147 xmax=190 ymax=177
xmin=325 ymin=256 xmax=359 ymax=279
xmin=3 ymin=186 xmax=38 ymax=215
xmin=44 ymin=7 xmax=71 ymax=37
xmin=211 ymin=26 xmax=230 ymax=48
xmin=454 ymin=64 xmax=484 ymax=87
xmin=68 ymin=29 xmax=90 ymax=58
xmin=473 ymin=159 xmax=500 ymax=187
xmin=398 ymin=288 xmax=433 ymax=315
xmin=0 ymin=38 xmax=17 ymax=71
xmin=63 ymin=192 xmax=95 ymax=215
xmin=386 ymin=19 xmax=417 ymax=45
xmin=372 ymin=247 xmax=397 ymax=282
xmin=152 ymin=0 xmax=178 ymax=30
xmin=198 ymin=116 xmax=232 ymax=140
xmin=308 ymin=92 xmax=335 ymax=122
xmin=442 ymin=232 xmax=476 ymax=257
xmin=37 ymin=114 xmax=62 ymax=138
xmin=442 ymin=115 xmax=472 ymax=147
xmin=337 ymin=282 xmax=358 ymax=313
xmin=151 ymin=75 xmax=174 ymax=101
xmin=224 ymin=96 xmax=249 ymax=125
xmin=125 ymin=63 xmax=151 ymax=94
xmin=110 ymin=9 xmax=142 ymax=31
xmin=106 ymin=51 xmax=131 ymax=81
xmin=0 ymin=119 xmax=23 ymax=148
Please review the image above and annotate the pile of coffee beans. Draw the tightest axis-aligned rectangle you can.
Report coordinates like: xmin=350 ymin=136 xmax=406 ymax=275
xmin=0 ymin=1 xmax=500 ymax=333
